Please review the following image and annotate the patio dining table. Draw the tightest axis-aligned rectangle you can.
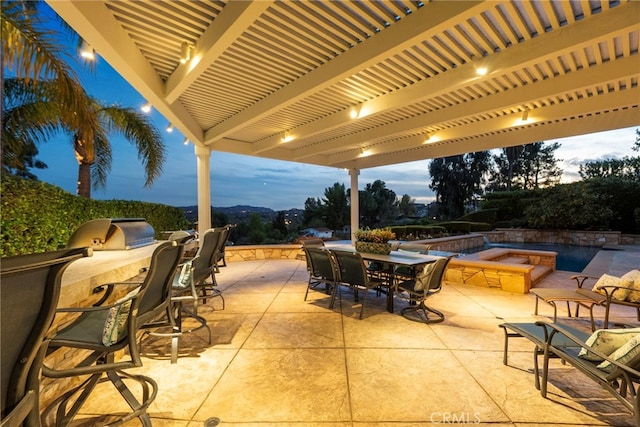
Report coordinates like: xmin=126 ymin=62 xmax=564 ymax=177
xmin=326 ymin=243 xmax=441 ymax=313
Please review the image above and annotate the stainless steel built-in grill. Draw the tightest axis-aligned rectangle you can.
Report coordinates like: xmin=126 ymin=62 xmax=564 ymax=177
xmin=67 ymin=218 xmax=155 ymax=250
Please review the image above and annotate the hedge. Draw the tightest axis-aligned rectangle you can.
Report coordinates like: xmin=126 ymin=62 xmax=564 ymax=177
xmin=389 ymin=225 xmax=447 ymax=240
xmin=1 ymin=175 xmax=190 ymax=256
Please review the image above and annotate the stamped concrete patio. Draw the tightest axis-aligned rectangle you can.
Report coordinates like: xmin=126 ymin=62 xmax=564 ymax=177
xmin=71 ymin=246 xmax=640 ymax=426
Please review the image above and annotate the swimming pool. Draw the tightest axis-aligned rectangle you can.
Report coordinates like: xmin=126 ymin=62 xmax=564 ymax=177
xmin=458 ymin=242 xmax=602 ymax=272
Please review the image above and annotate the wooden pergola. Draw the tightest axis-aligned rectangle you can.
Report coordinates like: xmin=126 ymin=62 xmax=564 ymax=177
xmin=48 ymin=0 xmax=640 ymax=233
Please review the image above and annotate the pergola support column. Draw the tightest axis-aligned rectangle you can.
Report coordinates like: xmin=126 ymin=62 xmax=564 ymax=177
xmin=349 ymin=168 xmax=359 ymax=244
xmin=195 ymin=145 xmax=211 ymax=232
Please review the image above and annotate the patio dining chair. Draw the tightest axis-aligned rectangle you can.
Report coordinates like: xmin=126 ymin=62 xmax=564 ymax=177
xmin=1 ymin=247 xmax=91 ymax=427
xmin=303 ymin=247 xmax=338 ymax=301
xmin=395 ymin=256 xmax=451 ymax=323
xmin=330 ymin=249 xmax=390 ymax=319
xmin=393 ymin=243 xmax=432 ymax=280
xmin=41 ymin=241 xmax=181 ymax=426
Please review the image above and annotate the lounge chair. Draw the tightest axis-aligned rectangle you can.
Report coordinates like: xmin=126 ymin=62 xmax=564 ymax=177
xmin=500 ymin=320 xmax=640 ymax=423
xmin=539 ymin=321 xmax=640 ymax=424
xmin=499 ymin=321 xmax=590 ymax=390
xmin=530 ymin=270 xmax=640 ymax=330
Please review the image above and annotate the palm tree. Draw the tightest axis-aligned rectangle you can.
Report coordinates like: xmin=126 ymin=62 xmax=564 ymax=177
xmin=72 ymin=98 xmax=165 ymax=198
xmin=2 ymin=1 xmax=166 ymax=197
xmin=3 ymin=78 xmax=165 ymax=198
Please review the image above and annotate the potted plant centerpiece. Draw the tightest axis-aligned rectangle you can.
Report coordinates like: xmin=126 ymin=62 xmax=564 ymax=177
xmin=354 ymin=228 xmax=396 ymax=255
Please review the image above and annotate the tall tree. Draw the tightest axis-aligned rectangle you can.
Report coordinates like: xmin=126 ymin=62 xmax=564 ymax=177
xmin=489 ymin=145 xmax=524 ymax=191
xmin=398 ymin=194 xmax=416 ymax=217
xmin=579 ymin=139 xmax=640 ymax=183
xmin=518 ymin=142 xmax=562 ymax=189
xmin=272 ymin=211 xmax=288 ymax=235
xmin=302 ymin=197 xmax=325 ymax=227
xmin=247 ymin=212 xmax=265 ymax=244
xmin=322 ymin=182 xmax=349 ymax=230
xmin=429 ymin=151 xmax=491 ymax=219
xmin=359 ymin=180 xmax=397 ymax=227
xmin=489 ymin=142 xmax=561 ymax=191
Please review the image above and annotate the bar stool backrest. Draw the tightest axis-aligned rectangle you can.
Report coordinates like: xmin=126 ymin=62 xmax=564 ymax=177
xmin=1 ymin=247 xmax=90 ymax=425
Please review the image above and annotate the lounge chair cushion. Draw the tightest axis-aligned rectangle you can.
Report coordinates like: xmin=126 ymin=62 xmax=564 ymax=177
xmin=597 ymin=332 xmax=640 ymax=372
xmin=592 ymin=273 xmax=630 ymax=301
xmin=623 ymin=270 xmax=640 ymax=302
xmin=175 ymin=261 xmax=193 ymax=288
xmin=579 ymin=328 xmax=640 ymax=361
xmin=102 ymin=287 xmax=139 ymax=346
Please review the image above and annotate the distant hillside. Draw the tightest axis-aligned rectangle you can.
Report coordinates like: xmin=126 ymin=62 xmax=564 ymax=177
xmin=179 ymin=205 xmax=303 ymax=226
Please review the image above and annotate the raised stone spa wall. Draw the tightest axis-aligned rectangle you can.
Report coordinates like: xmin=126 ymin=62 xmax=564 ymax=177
xmin=444 ymin=248 xmax=556 ymax=294
xmin=409 ymin=234 xmax=486 ymax=253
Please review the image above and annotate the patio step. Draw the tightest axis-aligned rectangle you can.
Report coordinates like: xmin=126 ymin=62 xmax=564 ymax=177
xmin=499 ymin=256 xmax=529 ymax=264
xmin=531 ymin=265 xmax=553 ymax=285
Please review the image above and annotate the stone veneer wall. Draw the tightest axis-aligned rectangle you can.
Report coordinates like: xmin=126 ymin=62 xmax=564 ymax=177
xmin=225 ymin=244 xmax=303 ymax=262
xmin=483 ymin=229 xmax=622 ymax=246
xmin=622 ymin=234 xmax=640 ymax=245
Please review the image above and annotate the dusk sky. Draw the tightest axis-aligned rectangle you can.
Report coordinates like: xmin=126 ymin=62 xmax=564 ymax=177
xmin=20 ymin=5 xmax=640 ymax=211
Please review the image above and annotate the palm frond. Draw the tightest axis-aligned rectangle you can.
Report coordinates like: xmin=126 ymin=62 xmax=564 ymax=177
xmin=90 ymin=128 xmax=112 ymax=190
xmin=99 ymin=106 xmax=166 ymax=187
xmin=1 ymin=1 xmax=94 ymax=129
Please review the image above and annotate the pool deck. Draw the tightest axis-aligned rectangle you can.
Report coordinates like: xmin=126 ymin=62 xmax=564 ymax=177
xmin=59 ymin=244 xmax=640 ymax=426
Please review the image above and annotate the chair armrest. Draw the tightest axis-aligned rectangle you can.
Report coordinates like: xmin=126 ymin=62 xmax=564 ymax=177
xmin=92 ymin=280 xmax=144 ymax=306
xmin=597 ymin=284 xmax=636 ymax=301
xmin=56 ymin=289 xmax=140 ymax=314
xmin=570 ymin=274 xmax=600 ymax=288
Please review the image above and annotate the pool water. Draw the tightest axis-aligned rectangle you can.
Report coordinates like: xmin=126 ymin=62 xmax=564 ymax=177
xmin=459 ymin=242 xmax=602 ymax=272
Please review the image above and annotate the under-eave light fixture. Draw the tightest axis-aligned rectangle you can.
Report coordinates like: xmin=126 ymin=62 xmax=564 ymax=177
xmin=80 ymin=41 xmax=95 ymax=60
xmin=475 ymin=66 xmax=488 ymax=76
xmin=521 ymin=107 xmax=529 ymax=121
xmin=180 ymin=42 xmax=193 ymax=64
xmin=282 ymin=131 xmax=294 ymax=143
xmin=166 ymin=123 xmax=174 ymax=132
xmin=141 ymin=102 xmax=152 ymax=113
xmin=183 ymin=138 xmax=189 ymax=145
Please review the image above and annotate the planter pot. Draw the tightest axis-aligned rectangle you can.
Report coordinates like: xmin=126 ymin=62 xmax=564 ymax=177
xmin=355 ymin=241 xmax=392 ymax=255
